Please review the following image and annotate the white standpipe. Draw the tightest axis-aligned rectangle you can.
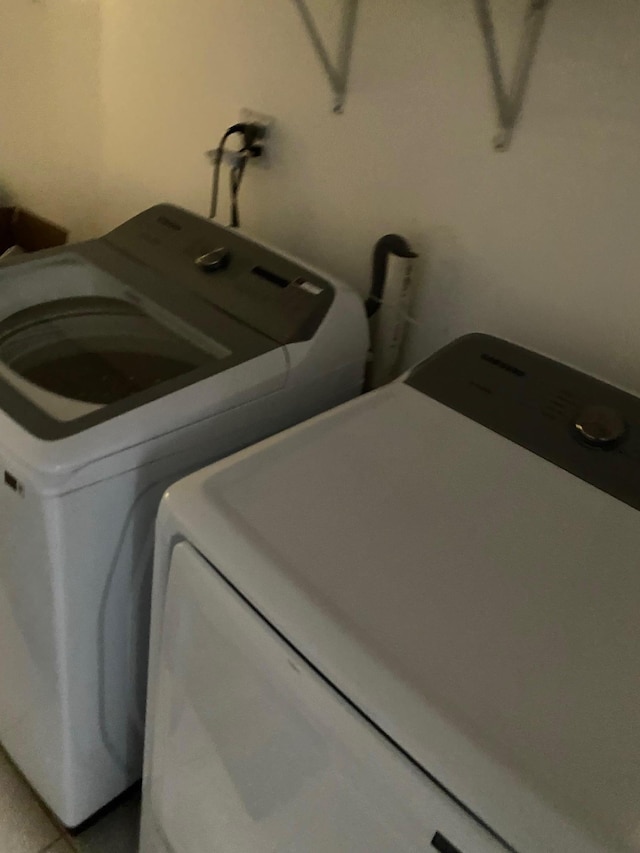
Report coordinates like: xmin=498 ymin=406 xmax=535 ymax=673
xmin=367 ymin=236 xmax=417 ymax=389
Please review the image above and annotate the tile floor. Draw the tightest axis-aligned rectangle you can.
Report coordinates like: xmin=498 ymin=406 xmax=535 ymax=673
xmin=0 ymin=747 xmax=140 ymax=853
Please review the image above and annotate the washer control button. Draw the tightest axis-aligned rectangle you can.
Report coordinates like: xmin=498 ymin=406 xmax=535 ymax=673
xmin=195 ymin=248 xmax=230 ymax=272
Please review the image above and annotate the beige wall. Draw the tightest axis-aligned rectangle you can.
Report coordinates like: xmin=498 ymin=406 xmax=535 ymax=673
xmin=3 ymin=1 xmax=640 ymax=388
xmin=0 ymin=0 xmax=102 ymax=239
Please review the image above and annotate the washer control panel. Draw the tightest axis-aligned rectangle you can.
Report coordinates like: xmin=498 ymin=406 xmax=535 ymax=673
xmin=407 ymin=334 xmax=640 ymax=511
xmin=104 ymin=204 xmax=335 ymax=344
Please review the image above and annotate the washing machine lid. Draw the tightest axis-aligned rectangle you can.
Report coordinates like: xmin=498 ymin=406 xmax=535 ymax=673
xmin=0 ymin=204 xmax=339 ymax=440
xmin=0 ymin=261 xmax=277 ymax=438
xmin=165 ymin=334 xmax=640 ymax=853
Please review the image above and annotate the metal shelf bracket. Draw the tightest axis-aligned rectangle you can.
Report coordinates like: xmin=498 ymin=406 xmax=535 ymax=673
xmin=474 ymin=0 xmax=551 ymax=151
xmin=291 ymin=0 xmax=359 ymax=113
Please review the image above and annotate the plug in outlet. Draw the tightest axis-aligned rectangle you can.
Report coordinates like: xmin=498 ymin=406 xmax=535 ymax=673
xmin=239 ymin=108 xmax=273 ymax=168
xmin=204 ymin=110 xmax=274 ymax=172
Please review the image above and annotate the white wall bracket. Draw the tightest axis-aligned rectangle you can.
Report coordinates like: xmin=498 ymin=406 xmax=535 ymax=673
xmin=474 ymin=0 xmax=551 ymax=151
xmin=290 ymin=0 xmax=359 ymax=113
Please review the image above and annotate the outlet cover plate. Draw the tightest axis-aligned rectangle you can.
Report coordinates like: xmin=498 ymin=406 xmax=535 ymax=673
xmin=240 ymin=108 xmax=273 ymax=167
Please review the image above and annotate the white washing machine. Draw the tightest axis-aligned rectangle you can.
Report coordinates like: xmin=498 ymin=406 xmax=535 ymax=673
xmin=0 ymin=203 xmax=367 ymax=827
xmin=141 ymin=333 xmax=640 ymax=853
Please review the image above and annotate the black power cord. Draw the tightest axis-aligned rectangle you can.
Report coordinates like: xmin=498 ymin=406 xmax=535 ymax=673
xmin=208 ymin=122 xmax=265 ymax=227
xmin=229 ymin=151 xmax=249 ymax=228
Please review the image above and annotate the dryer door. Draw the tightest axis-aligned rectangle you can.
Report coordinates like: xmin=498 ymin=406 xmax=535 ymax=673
xmin=141 ymin=541 xmax=505 ymax=853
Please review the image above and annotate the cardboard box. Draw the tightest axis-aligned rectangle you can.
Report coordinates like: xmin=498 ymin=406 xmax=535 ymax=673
xmin=0 ymin=207 xmax=68 ymax=256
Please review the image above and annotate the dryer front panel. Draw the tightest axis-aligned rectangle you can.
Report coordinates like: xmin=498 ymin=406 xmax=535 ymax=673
xmin=141 ymin=541 xmax=504 ymax=853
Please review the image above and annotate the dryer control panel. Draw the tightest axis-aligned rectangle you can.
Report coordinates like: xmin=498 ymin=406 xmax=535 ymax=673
xmin=406 ymin=333 xmax=640 ymax=511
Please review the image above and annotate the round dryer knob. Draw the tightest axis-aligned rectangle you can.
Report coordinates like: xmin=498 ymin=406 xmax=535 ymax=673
xmin=573 ymin=404 xmax=627 ymax=447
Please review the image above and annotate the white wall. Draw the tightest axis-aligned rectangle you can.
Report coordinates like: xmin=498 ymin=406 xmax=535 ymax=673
xmin=4 ymin=0 xmax=640 ymax=389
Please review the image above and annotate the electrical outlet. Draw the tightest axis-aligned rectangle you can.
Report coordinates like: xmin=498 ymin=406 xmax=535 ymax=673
xmin=204 ymin=110 xmax=274 ymax=172
xmin=239 ymin=108 xmax=274 ymax=167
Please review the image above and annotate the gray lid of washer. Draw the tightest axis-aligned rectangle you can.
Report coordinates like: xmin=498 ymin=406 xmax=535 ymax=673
xmin=0 ymin=250 xmax=275 ymax=437
xmin=0 ymin=296 xmax=220 ymax=414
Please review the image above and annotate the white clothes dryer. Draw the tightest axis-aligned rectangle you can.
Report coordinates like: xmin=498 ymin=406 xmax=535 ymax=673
xmin=141 ymin=334 xmax=640 ymax=853
xmin=0 ymin=203 xmax=367 ymax=826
